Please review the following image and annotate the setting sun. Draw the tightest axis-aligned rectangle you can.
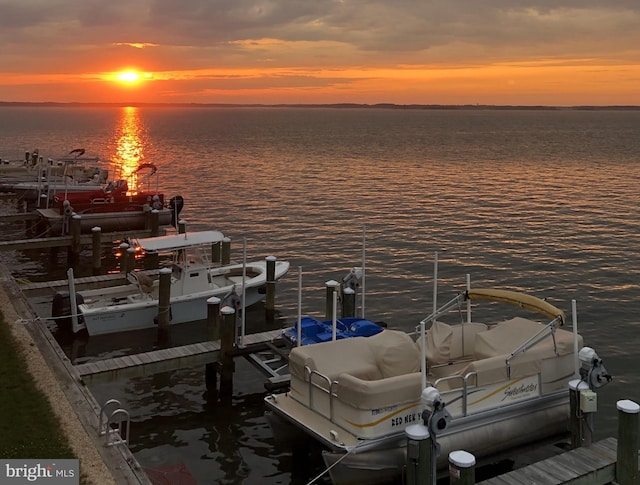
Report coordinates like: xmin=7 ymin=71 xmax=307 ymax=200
xmin=117 ymin=71 xmax=140 ymax=83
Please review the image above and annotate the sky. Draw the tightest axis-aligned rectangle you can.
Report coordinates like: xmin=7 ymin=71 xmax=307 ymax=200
xmin=1 ymin=0 xmax=639 ymax=106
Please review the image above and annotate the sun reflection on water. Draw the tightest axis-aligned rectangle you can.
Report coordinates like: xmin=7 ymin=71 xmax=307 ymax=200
xmin=113 ymin=106 xmax=145 ymax=178
xmin=112 ymin=106 xmax=149 ymax=194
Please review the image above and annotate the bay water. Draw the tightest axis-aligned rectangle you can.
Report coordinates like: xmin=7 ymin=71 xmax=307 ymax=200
xmin=1 ymin=106 xmax=639 ymax=484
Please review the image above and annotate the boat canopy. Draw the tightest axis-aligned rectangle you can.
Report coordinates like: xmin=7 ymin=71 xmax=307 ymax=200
xmin=421 ymin=287 xmax=566 ymax=326
xmin=136 ymin=230 xmax=225 ymax=252
xmin=466 ymin=289 xmax=566 ymax=324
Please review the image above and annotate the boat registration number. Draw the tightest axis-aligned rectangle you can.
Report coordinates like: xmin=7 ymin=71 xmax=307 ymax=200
xmin=391 ymin=412 xmax=418 ymax=427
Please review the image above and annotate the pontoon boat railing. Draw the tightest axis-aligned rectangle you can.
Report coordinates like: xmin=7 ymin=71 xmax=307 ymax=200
xmin=434 ymin=371 xmax=477 ymax=417
xmin=304 ymin=366 xmax=336 ymax=422
xmin=505 ymin=316 xmax=562 ymax=378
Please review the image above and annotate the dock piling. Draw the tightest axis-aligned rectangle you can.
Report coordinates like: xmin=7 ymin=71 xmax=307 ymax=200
xmin=325 ymin=280 xmax=340 ymax=320
xmin=150 ymin=209 xmax=160 ymax=236
xmin=156 ymin=268 xmax=172 ymax=342
xmin=91 ymin=226 xmax=102 ymax=274
xmin=616 ymin=399 xmax=639 ymax=485
xmin=221 ymin=237 xmax=231 ymax=265
xmin=448 ymin=450 xmax=475 ymax=485
xmin=68 ymin=214 xmax=81 ymax=266
xmin=220 ymin=306 xmax=236 ymax=397
xmin=341 ymin=287 xmax=355 ymax=318
xmin=405 ymin=424 xmax=432 ymax=485
xmin=265 ymin=256 xmax=277 ymax=323
xmin=205 ymin=296 xmax=222 ymax=392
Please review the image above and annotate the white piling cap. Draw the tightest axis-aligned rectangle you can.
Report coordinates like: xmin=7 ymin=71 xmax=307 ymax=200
xmin=221 ymin=306 xmax=236 ymax=315
xmin=568 ymin=379 xmax=590 ymax=391
xmin=91 ymin=226 xmax=101 ymax=232
xmin=405 ymin=424 xmax=430 ymax=440
xmin=159 ymin=267 xmax=172 ymax=274
xmin=127 ymin=247 xmax=136 ymax=253
xmin=207 ymin=296 xmax=221 ymax=305
xmin=343 ymin=287 xmax=355 ymax=295
xmin=449 ymin=450 xmax=476 ymax=468
xmin=266 ymin=255 xmax=277 ymax=261
xmin=325 ymin=280 xmax=340 ymax=287
xmin=617 ymin=400 xmax=640 ymax=414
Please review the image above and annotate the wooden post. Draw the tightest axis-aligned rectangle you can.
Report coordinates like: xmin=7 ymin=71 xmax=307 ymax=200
xmin=150 ymin=209 xmax=160 ymax=237
xmin=126 ymin=247 xmax=136 ymax=275
xmin=178 ymin=219 xmax=187 ymax=234
xmin=342 ymin=287 xmax=355 ymax=318
xmin=219 ymin=306 xmax=236 ymax=397
xmin=91 ymin=226 xmax=102 ymax=275
xmin=448 ymin=450 xmax=475 ymax=485
xmin=616 ymin=399 xmax=639 ymax=485
xmin=119 ymin=242 xmax=130 ymax=277
xmin=325 ymin=280 xmax=339 ymax=320
xmin=221 ymin=237 xmax=231 ymax=265
xmin=569 ymin=379 xmax=592 ymax=448
xmin=265 ymin=256 xmax=276 ymax=324
xmin=405 ymin=424 xmax=432 ymax=485
xmin=212 ymin=240 xmax=221 ymax=264
xmin=68 ymin=215 xmax=82 ymax=266
xmin=205 ymin=296 xmax=221 ymax=392
xmin=156 ymin=268 xmax=172 ymax=341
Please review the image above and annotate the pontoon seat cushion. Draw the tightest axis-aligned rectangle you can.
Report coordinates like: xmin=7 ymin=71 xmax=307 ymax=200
xmin=367 ymin=330 xmax=421 ymax=378
xmin=337 ymin=371 xmax=423 ymax=409
xmin=421 ymin=321 xmax=489 ymax=364
xmin=288 ymin=337 xmax=382 ymax=384
xmin=473 ymin=316 xmax=578 ymax=360
xmin=424 ymin=321 xmax=453 ymax=364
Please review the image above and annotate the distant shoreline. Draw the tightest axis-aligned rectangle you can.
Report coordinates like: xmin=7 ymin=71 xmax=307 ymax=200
xmin=1 ymin=101 xmax=639 ymax=110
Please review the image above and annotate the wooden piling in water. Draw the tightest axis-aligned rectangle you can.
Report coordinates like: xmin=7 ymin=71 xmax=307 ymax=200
xmin=219 ymin=306 xmax=236 ymax=397
xmin=448 ymin=450 xmax=475 ymax=485
xmin=325 ymin=280 xmax=339 ymax=320
xmin=265 ymin=256 xmax=276 ymax=323
xmin=119 ymin=242 xmax=130 ymax=277
xmin=178 ymin=219 xmax=187 ymax=234
xmin=150 ymin=209 xmax=160 ymax=236
xmin=68 ymin=214 xmax=81 ymax=266
xmin=616 ymin=399 xmax=639 ymax=485
xmin=91 ymin=226 xmax=102 ymax=274
xmin=405 ymin=424 xmax=433 ymax=485
xmin=205 ymin=296 xmax=221 ymax=392
xmin=342 ymin=287 xmax=355 ymax=318
xmin=212 ymin=240 xmax=221 ymax=264
xmin=221 ymin=237 xmax=231 ymax=265
xmin=156 ymin=268 xmax=172 ymax=342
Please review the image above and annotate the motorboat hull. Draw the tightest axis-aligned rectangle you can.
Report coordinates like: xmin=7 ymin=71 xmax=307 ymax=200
xmin=81 ymin=283 xmax=267 ymax=336
xmin=36 ymin=208 xmax=176 ymax=234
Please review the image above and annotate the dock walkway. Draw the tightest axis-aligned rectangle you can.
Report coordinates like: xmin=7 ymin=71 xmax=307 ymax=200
xmin=478 ymin=437 xmax=619 ymax=484
xmin=75 ymin=328 xmax=285 ymax=385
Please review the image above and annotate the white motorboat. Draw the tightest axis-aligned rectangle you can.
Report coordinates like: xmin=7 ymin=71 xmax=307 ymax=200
xmin=264 ymin=288 xmax=611 ymax=485
xmin=51 ymin=230 xmax=290 ymax=336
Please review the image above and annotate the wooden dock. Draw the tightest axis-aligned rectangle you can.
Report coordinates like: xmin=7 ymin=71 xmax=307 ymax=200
xmin=478 ymin=437 xmax=621 ymax=484
xmin=75 ymin=329 xmax=285 ymax=385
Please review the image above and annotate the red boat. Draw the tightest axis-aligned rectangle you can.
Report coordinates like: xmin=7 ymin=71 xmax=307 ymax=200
xmin=51 ymin=163 xmax=164 ymax=215
xmin=37 ymin=163 xmax=184 ymax=235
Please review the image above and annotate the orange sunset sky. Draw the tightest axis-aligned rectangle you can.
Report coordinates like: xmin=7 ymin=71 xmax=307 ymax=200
xmin=1 ymin=1 xmax=639 ymax=106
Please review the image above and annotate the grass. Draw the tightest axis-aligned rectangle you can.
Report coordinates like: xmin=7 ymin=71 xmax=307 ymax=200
xmin=0 ymin=309 xmax=76 ymax=459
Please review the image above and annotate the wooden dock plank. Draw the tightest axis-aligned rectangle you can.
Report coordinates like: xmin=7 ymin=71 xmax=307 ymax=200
xmin=478 ymin=439 xmax=618 ymax=485
xmin=74 ymin=331 xmax=281 ymax=385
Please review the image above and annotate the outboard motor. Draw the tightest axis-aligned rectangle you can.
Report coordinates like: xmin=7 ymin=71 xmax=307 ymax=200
xmin=579 ymin=347 xmax=612 ymax=389
xmin=169 ymin=195 xmax=184 ymax=227
xmin=342 ymin=267 xmax=363 ymax=292
xmin=221 ymin=286 xmax=243 ymax=312
xmin=51 ymin=291 xmax=84 ymax=333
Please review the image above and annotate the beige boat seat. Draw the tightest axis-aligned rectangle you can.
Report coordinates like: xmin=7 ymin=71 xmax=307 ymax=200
xmin=420 ymin=321 xmax=489 ymax=365
xmin=288 ymin=329 xmax=422 ymax=391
